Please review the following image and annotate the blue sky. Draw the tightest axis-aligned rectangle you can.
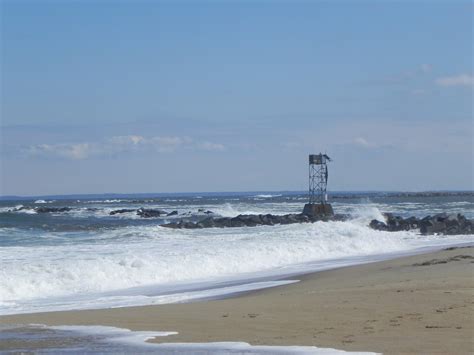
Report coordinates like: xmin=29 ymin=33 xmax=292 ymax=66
xmin=1 ymin=0 xmax=472 ymax=196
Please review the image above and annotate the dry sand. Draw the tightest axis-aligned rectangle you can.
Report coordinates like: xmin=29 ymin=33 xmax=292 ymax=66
xmin=1 ymin=247 xmax=473 ymax=354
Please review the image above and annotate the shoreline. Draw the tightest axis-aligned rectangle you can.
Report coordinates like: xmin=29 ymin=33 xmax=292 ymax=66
xmin=1 ymin=246 xmax=473 ymax=353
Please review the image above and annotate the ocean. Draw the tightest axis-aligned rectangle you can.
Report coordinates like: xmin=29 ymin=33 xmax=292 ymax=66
xmin=1 ymin=192 xmax=473 ymax=316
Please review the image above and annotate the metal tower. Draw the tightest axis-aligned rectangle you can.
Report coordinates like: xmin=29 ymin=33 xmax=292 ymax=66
xmin=308 ymin=153 xmax=330 ymax=204
xmin=303 ymin=153 xmax=334 ymax=217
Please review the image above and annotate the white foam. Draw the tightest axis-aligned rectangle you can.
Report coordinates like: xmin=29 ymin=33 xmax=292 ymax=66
xmin=0 ymin=205 xmax=37 ymax=214
xmin=49 ymin=324 xmax=176 ymax=345
xmin=350 ymin=205 xmax=387 ymax=224
xmin=3 ymin=280 xmax=298 ymax=314
xmin=213 ymin=202 xmax=293 ymax=217
xmin=84 ymin=199 xmax=126 ymax=203
xmin=154 ymin=342 xmax=376 ymax=354
xmin=40 ymin=324 xmax=377 ymax=354
xmin=2 ymin=216 xmax=472 ymax=315
xmin=33 ymin=199 xmax=55 ymax=204
xmin=16 ymin=208 xmax=37 ymax=214
xmin=254 ymin=194 xmax=283 ymax=198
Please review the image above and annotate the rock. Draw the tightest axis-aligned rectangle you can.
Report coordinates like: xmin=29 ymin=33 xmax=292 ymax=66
xmin=405 ymin=216 xmax=420 ymax=229
xmin=369 ymin=213 xmax=473 ymax=235
xmin=136 ymin=208 xmax=169 ymax=218
xmin=196 ymin=208 xmax=214 ymax=214
xmin=386 ymin=215 xmax=411 ymax=231
xmin=160 ymin=212 xmax=342 ymax=229
xmin=161 ymin=222 xmax=180 ymax=229
xmin=280 ymin=214 xmax=297 ymax=224
xmin=35 ymin=207 xmax=72 ymax=213
xmin=420 ymin=220 xmax=446 ymax=235
xmin=160 ymin=211 xmax=472 ymax=233
xmin=369 ymin=219 xmax=388 ymax=231
xmin=110 ymin=209 xmax=135 ymax=215
xmin=166 ymin=210 xmax=178 ymax=216
xmin=433 ymin=213 xmax=448 ymax=222
xmin=260 ymin=214 xmax=275 ymax=225
xmin=229 ymin=217 xmax=246 ymax=227
xmin=199 ymin=217 xmax=216 ymax=228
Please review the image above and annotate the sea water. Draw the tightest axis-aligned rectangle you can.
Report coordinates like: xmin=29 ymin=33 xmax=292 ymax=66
xmin=0 ymin=192 xmax=473 ymax=315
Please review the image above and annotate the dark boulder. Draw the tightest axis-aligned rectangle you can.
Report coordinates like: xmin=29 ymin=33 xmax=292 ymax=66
xmin=386 ymin=215 xmax=411 ymax=231
xmin=110 ymin=209 xmax=135 ymax=215
xmin=199 ymin=217 xmax=217 ymax=228
xmin=197 ymin=208 xmax=214 ymax=214
xmin=405 ymin=216 xmax=420 ymax=229
xmin=35 ymin=207 xmax=72 ymax=213
xmin=260 ymin=214 xmax=275 ymax=225
xmin=369 ymin=219 xmax=388 ymax=231
xmin=136 ymin=208 xmax=169 ymax=218
xmin=369 ymin=213 xmax=473 ymax=235
xmin=166 ymin=210 xmax=178 ymax=216
xmin=160 ymin=212 xmax=342 ymax=229
xmin=420 ymin=219 xmax=446 ymax=235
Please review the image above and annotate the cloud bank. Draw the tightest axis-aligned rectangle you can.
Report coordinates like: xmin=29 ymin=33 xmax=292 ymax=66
xmin=25 ymin=135 xmax=225 ymax=160
xmin=435 ymin=74 xmax=473 ymax=87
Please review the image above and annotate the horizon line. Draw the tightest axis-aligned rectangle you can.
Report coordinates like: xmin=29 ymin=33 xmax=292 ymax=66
xmin=1 ymin=189 xmax=473 ymax=200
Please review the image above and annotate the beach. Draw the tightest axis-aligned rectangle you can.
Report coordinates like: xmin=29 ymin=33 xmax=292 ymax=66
xmin=2 ymin=246 xmax=473 ymax=354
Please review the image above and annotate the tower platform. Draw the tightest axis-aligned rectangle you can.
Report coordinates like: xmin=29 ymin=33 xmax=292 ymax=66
xmin=302 ymin=203 xmax=334 ymax=217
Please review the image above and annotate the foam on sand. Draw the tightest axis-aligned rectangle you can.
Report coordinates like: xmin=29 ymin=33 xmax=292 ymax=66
xmin=4 ymin=324 xmax=378 ymax=354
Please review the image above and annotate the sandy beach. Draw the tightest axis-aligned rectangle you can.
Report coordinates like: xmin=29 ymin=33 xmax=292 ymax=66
xmin=1 ymin=246 xmax=473 ymax=354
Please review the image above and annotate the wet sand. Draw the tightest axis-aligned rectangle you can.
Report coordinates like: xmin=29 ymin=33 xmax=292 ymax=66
xmin=1 ymin=247 xmax=473 ymax=354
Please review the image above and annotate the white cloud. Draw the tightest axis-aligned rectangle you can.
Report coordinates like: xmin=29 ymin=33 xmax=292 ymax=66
xmin=420 ymin=64 xmax=432 ymax=73
xmin=25 ymin=135 xmax=225 ymax=159
xmin=411 ymin=89 xmax=427 ymax=96
xmin=198 ymin=141 xmax=226 ymax=152
xmin=435 ymin=74 xmax=473 ymax=87
xmin=108 ymin=135 xmax=145 ymax=145
xmin=27 ymin=143 xmax=93 ymax=160
xmin=150 ymin=136 xmax=186 ymax=152
xmin=367 ymin=64 xmax=433 ymax=89
xmin=67 ymin=143 xmax=91 ymax=159
xmin=353 ymin=137 xmax=374 ymax=148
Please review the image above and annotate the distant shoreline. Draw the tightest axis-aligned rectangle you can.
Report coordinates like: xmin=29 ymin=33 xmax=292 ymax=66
xmin=2 ymin=190 xmax=473 ymax=201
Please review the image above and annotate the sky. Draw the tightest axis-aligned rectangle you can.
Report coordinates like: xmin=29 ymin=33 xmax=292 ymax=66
xmin=1 ymin=0 xmax=473 ymax=196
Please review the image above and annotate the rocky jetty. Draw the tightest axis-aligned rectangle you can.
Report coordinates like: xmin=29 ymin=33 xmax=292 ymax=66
xmin=369 ymin=213 xmax=473 ymax=235
xmin=108 ymin=208 xmax=211 ymax=218
xmin=11 ymin=206 xmax=72 ymax=213
xmin=161 ymin=213 xmax=347 ymax=229
xmin=36 ymin=207 xmax=72 ymax=213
